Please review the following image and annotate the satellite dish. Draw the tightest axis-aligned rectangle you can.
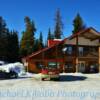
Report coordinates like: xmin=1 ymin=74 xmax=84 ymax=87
xmin=62 ymin=47 xmax=67 ymax=52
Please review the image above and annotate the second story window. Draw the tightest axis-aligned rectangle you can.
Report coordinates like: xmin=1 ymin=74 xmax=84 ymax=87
xmin=79 ymin=47 xmax=84 ymax=56
xmin=67 ymin=46 xmax=72 ymax=55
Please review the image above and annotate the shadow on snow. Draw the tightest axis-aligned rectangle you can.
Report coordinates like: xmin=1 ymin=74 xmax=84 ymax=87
xmin=59 ymin=75 xmax=87 ymax=82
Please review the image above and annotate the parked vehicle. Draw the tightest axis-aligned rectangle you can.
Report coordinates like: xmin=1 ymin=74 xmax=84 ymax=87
xmin=90 ymin=65 xmax=98 ymax=73
xmin=41 ymin=67 xmax=60 ymax=81
xmin=0 ymin=70 xmax=18 ymax=79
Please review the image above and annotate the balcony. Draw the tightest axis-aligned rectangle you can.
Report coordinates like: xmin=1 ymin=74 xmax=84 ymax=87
xmin=78 ymin=47 xmax=98 ymax=58
xmin=64 ymin=46 xmax=98 ymax=59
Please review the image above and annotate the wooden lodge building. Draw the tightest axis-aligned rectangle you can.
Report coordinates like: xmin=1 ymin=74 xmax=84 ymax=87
xmin=22 ymin=27 xmax=100 ymax=73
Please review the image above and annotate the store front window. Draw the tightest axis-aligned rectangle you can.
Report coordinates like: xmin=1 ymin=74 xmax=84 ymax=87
xmin=48 ymin=62 xmax=60 ymax=68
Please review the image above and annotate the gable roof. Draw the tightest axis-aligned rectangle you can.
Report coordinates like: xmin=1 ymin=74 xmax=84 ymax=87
xmin=23 ymin=38 xmax=67 ymax=60
xmin=23 ymin=27 xmax=100 ymax=60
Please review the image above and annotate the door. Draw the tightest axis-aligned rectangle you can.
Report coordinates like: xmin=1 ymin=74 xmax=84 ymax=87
xmin=78 ymin=61 xmax=85 ymax=72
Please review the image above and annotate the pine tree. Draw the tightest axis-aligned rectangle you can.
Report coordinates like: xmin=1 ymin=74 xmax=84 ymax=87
xmin=72 ymin=13 xmax=86 ymax=34
xmin=38 ymin=31 xmax=44 ymax=50
xmin=20 ymin=16 xmax=36 ymax=57
xmin=0 ymin=16 xmax=19 ymax=62
xmin=47 ymin=28 xmax=54 ymax=40
xmin=33 ymin=39 xmax=39 ymax=51
xmin=33 ymin=32 xmax=44 ymax=51
xmin=7 ymin=30 xmax=19 ymax=62
xmin=54 ymin=9 xmax=63 ymax=39
xmin=48 ymin=28 xmax=52 ymax=40
xmin=0 ymin=16 xmax=9 ymax=61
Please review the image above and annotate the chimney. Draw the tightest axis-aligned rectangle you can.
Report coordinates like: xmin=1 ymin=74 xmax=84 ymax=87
xmin=47 ymin=39 xmax=62 ymax=47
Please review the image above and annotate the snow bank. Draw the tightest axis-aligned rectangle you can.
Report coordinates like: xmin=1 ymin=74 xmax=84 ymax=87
xmin=21 ymin=72 xmax=35 ymax=78
xmin=0 ymin=62 xmax=25 ymax=76
xmin=32 ymin=73 xmax=42 ymax=79
xmin=60 ymin=72 xmax=84 ymax=76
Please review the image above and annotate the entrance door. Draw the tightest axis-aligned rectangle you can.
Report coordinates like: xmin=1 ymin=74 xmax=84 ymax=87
xmin=78 ymin=61 xmax=85 ymax=72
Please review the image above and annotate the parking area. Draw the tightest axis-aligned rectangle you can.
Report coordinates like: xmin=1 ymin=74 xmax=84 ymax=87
xmin=0 ymin=73 xmax=100 ymax=100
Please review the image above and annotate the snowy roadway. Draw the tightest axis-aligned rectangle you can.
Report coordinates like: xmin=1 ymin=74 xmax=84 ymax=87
xmin=0 ymin=73 xmax=100 ymax=100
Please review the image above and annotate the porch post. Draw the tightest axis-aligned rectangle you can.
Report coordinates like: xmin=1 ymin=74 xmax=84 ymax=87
xmin=23 ymin=59 xmax=28 ymax=72
xmin=62 ymin=46 xmax=65 ymax=72
xmin=63 ymin=56 xmax=65 ymax=72
xmin=75 ymin=36 xmax=79 ymax=72
xmin=75 ymin=57 xmax=78 ymax=72
xmin=56 ymin=45 xmax=58 ymax=68
xmin=42 ymin=51 xmax=45 ymax=67
xmin=98 ymin=46 xmax=100 ymax=72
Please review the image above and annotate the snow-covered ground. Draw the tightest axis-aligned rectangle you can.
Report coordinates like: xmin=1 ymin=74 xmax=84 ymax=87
xmin=0 ymin=73 xmax=100 ymax=100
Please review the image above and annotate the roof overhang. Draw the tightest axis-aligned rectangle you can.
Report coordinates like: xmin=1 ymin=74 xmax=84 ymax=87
xmin=69 ymin=27 xmax=100 ymax=41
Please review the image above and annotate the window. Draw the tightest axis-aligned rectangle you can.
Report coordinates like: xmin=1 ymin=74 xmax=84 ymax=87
xmin=79 ymin=47 xmax=84 ymax=56
xmin=48 ymin=62 xmax=60 ymax=69
xmin=90 ymin=47 xmax=96 ymax=52
xmin=67 ymin=46 xmax=72 ymax=55
xmin=36 ymin=62 xmax=45 ymax=69
xmin=65 ymin=62 xmax=73 ymax=68
xmin=78 ymin=61 xmax=85 ymax=72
